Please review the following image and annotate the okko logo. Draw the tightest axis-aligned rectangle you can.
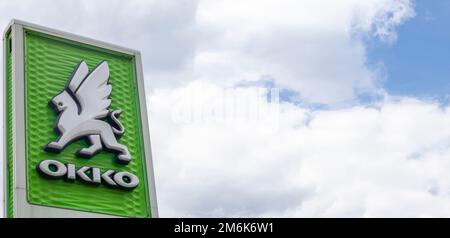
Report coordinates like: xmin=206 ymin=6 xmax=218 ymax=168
xmin=38 ymin=60 xmax=139 ymax=190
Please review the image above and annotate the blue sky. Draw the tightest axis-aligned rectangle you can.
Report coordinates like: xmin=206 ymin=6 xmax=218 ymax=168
xmin=367 ymin=0 xmax=450 ymax=101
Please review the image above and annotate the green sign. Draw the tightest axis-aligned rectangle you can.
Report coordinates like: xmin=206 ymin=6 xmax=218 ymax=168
xmin=4 ymin=20 xmax=158 ymax=218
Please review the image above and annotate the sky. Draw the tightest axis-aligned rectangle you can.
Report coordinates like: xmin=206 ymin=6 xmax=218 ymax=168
xmin=0 ymin=0 xmax=450 ymax=217
xmin=367 ymin=0 xmax=450 ymax=102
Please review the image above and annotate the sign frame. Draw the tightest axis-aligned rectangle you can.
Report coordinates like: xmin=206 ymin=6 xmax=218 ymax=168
xmin=3 ymin=19 xmax=158 ymax=218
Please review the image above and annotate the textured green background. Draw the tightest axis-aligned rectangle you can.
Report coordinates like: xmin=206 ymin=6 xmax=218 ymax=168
xmin=5 ymin=32 xmax=14 ymax=218
xmin=24 ymin=30 xmax=151 ymax=217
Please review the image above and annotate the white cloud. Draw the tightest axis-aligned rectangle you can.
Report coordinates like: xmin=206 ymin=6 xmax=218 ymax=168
xmin=352 ymin=0 xmax=416 ymax=43
xmin=150 ymin=81 xmax=450 ymax=217
xmin=194 ymin=0 xmax=415 ymax=104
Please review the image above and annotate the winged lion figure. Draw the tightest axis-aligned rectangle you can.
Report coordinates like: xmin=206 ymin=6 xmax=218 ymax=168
xmin=44 ymin=60 xmax=131 ymax=165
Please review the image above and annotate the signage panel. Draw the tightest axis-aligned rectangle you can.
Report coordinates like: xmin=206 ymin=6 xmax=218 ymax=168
xmin=3 ymin=20 xmax=158 ymax=218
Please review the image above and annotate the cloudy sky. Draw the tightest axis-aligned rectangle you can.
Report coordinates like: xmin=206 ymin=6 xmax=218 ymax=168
xmin=1 ymin=0 xmax=450 ymax=217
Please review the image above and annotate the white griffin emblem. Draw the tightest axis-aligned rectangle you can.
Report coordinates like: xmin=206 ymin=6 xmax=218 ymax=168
xmin=45 ymin=60 xmax=131 ymax=164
